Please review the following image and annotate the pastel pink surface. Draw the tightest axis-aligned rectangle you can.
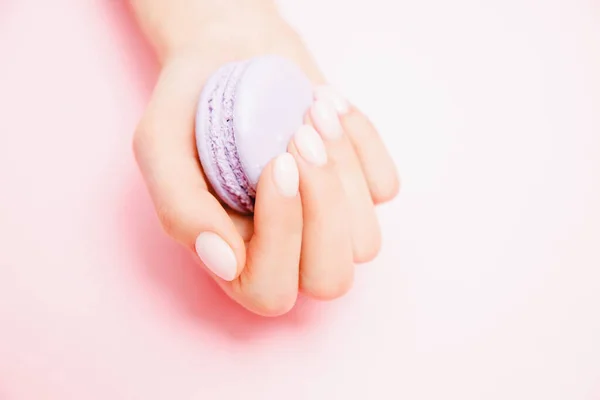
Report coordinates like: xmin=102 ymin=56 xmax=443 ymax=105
xmin=1 ymin=1 xmax=600 ymax=400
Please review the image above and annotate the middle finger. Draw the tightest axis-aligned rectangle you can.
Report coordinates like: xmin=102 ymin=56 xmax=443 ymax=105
xmin=289 ymin=125 xmax=354 ymax=300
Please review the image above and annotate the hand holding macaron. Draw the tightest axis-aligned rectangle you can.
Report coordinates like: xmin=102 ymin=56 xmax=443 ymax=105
xmin=132 ymin=9 xmax=399 ymax=316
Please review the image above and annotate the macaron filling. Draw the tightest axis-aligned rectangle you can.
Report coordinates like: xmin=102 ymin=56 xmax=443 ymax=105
xmin=197 ymin=55 xmax=314 ymax=214
xmin=206 ymin=60 xmax=255 ymax=213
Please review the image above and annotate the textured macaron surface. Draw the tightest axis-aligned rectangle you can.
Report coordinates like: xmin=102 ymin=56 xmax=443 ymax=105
xmin=195 ymin=55 xmax=313 ymax=213
xmin=233 ymin=56 xmax=313 ymax=190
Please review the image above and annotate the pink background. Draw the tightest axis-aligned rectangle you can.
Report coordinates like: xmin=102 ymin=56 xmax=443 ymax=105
xmin=1 ymin=1 xmax=600 ymax=399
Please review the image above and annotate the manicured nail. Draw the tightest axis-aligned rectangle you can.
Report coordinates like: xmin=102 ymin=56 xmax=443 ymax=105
xmin=195 ymin=232 xmax=237 ymax=281
xmin=314 ymin=85 xmax=350 ymax=114
xmin=310 ymin=99 xmax=343 ymax=140
xmin=273 ymin=153 xmax=299 ymax=197
xmin=293 ymin=125 xmax=328 ymax=166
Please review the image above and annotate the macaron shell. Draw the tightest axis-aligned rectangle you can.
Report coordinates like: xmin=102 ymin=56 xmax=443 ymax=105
xmin=233 ymin=55 xmax=314 ymax=189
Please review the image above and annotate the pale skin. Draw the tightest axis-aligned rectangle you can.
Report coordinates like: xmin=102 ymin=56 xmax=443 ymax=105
xmin=128 ymin=0 xmax=400 ymax=316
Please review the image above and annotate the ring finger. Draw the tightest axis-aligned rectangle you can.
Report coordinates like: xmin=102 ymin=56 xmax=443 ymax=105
xmin=309 ymin=91 xmax=382 ymax=263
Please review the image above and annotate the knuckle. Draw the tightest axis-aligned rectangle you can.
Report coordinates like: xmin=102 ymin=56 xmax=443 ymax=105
xmin=372 ymin=173 xmax=401 ymax=204
xmin=132 ymin=118 xmax=161 ymax=160
xmin=301 ymin=267 xmax=354 ymax=301
xmin=235 ymin=278 xmax=298 ymax=317
xmin=251 ymin=291 xmax=297 ymax=317
xmin=234 ymin=246 xmax=303 ymax=316
xmin=353 ymin=237 xmax=382 ymax=264
xmin=353 ymin=222 xmax=382 ymax=264
xmin=132 ymin=124 xmax=151 ymax=159
xmin=155 ymin=204 xmax=181 ymax=238
xmin=390 ymin=174 xmax=402 ymax=197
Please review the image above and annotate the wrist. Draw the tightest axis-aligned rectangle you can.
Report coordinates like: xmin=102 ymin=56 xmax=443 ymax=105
xmin=133 ymin=1 xmax=281 ymax=63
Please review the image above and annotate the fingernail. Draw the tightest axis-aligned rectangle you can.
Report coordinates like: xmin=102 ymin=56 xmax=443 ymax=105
xmin=310 ymin=99 xmax=343 ymax=140
xmin=294 ymin=125 xmax=328 ymax=166
xmin=195 ymin=232 xmax=237 ymax=281
xmin=273 ymin=153 xmax=299 ymax=197
xmin=314 ymin=85 xmax=350 ymax=114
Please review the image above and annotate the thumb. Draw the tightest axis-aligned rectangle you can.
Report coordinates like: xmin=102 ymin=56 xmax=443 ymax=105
xmin=133 ymin=60 xmax=246 ymax=282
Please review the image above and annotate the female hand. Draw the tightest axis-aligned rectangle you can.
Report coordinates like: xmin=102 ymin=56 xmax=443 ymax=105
xmin=132 ymin=7 xmax=399 ymax=316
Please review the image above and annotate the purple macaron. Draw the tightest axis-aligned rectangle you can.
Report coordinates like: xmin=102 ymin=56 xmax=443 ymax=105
xmin=195 ymin=55 xmax=313 ymax=214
